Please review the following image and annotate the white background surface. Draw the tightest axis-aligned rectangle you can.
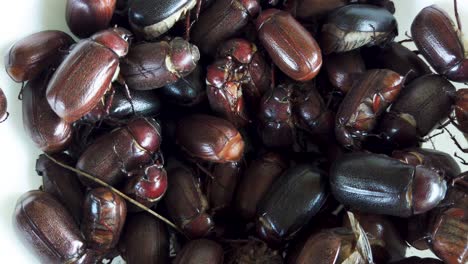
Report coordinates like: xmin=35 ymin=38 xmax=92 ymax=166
xmin=0 ymin=0 xmax=466 ymax=263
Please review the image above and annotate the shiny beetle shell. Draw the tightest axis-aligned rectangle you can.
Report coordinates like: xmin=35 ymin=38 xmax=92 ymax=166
xmin=66 ymin=0 xmax=117 ymax=38
xmin=81 ymin=188 xmax=127 ymax=251
xmin=321 ymin=4 xmax=397 ymax=54
xmin=256 ymin=9 xmax=322 ymax=81
xmin=14 ymin=191 xmax=86 ymax=263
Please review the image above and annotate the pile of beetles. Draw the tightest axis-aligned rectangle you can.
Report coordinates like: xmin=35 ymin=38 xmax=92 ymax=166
xmin=4 ymin=0 xmax=468 ymax=263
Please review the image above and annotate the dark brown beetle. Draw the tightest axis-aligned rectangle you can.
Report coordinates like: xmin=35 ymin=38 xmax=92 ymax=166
xmin=430 ymin=208 xmax=468 ymax=264
xmin=362 ymin=42 xmax=432 ymax=84
xmin=285 ymin=0 xmax=348 ymax=21
xmin=119 ymin=213 xmax=169 ymax=264
xmin=378 ymin=74 xmax=456 ymax=149
xmin=128 ymin=0 xmax=196 ymax=40
xmin=206 ymin=57 xmax=250 ymax=127
xmin=256 ymin=9 xmax=322 ymax=81
xmin=206 ymin=161 xmax=242 ymax=212
xmin=390 ymin=257 xmax=444 ymax=264
xmin=191 ymin=0 xmax=260 ymax=55
xmin=120 ymin=38 xmax=200 ymax=91
xmin=36 ymin=153 xmax=84 ymax=223
xmin=411 ymin=5 xmax=468 ymax=83
xmin=76 ymin=117 xmax=162 ymax=187
xmin=321 ymin=4 xmax=397 ymax=54
xmin=330 ymin=152 xmax=447 ymax=217
xmin=14 ymin=191 xmax=86 ymax=263
xmin=5 ymin=30 xmax=74 ymax=83
xmin=392 ymin=148 xmax=461 ymax=180
xmin=235 ymin=152 xmax=288 ymax=220
xmin=258 ymin=84 xmax=295 ymax=148
xmin=176 ymin=114 xmax=245 ymax=163
xmin=22 ymin=72 xmax=73 ymax=153
xmin=164 ymin=165 xmax=214 ymax=238
xmin=81 ymin=188 xmax=127 ymax=252
xmin=46 ymin=27 xmax=131 ymax=123
xmin=0 ymin=87 xmax=8 ymax=122
xmin=335 ymin=69 xmax=403 ymax=149
xmin=324 ymin=50 xmax=366 ymax=93
xmin=160 ymin=65 xmax=206 ymax=107
xmin=257 ymin=164 xmax=327 ymax=245
xmin=66 ymin=0 xmax=117 ymax=38
xmin=454 ymin=88 xmax=468 ymax=134
xmin=173 ymin=239 xmax=224 ymax=264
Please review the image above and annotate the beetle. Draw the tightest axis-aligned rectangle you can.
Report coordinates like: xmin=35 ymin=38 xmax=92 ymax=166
xmin=392 ymin=148 xmax=461 ymax=180
xmin=173 ymin=239 xmax=224 ymax=264
xmin=335 ymin=69 xmax=403 ymax=149
xmin=258 ymin=84 xmax=295 ymax=148
xmin=411 ymin=5 xmax=468 ymax=83
xmin=191 ymin=0 xmax=260 ymax=55
xmin=324 ymin=50 xmax=366 ymax=93
xmin=256 ymin=9 xmax=322 ymax=82
xmin=164 ymin=165 xmax=214 ymax=238
xmin=36 ymin=153 xmax=84 ymax=224
xmin=120 ymin=38 xmax=200 ymax=91
xmin=256 ymin=164 xmax=327 ymax=246
xmin=320 ymin=4 xmax=397 ymax=54
xmin=81 ymin=187 xmax=127 ymax=252
xmin=128 ymin=0 xmax=197 ymax=40
xmin=0 ymin=88 xmax=8 ymax=122
xmin=362 ymin=42 xmax=431 ymax=84
xmin=378 ymin=74 xmax=456 ymax=150
xmin=176 ymin=114 xmax=245 ymax=163
xmin=46 ymin=27 xmax=132 ymax=123
xmin=206 ymin=57 xmax=250 ymax=127
xmin=22 ymin=72 xmax=73 ymax=153
xmin=119 ymin=213 xmax=169 ymax=264
xmin=14 ymin=191 xmax=86 ymax=263
xmin=76 ymin=117 xmax=162 ymax=187
xmin=330 ymin=152 xmax=447 ymax=217
xmin=5 ymin=30 xmax=74 ymax=83
xmin=454 ymin=88 xmax=468 ymax=134
xmin=66 ymin=0 xmax=117 ymax=38
xmin=160 ymin=65 xmax=206 ymax=107
xmin=206 ymin=161 xmax=242 ymax=212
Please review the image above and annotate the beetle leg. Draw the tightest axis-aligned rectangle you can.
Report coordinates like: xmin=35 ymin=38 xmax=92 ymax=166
xmin=103 ymin=88 xmax=116 ymax=115
xmin=454 ymin=152 xmax=468 ymax=165
xmin=444 ymin=127 xmax=468 ymax=153
xmin=453 ymin=0 xmax=462 ymax=32
xmin=398 ymin=38 xmax=413 ymax=44
xmin=0 ymin=112 xmax=9 ymax=123
xmin=117 ymin=75 xmax=136 ymax=115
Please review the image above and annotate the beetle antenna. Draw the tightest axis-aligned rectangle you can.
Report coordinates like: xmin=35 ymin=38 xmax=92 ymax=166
xmin=43 ymin=153 xmax=185 ymax=236
xmin=454 ymin=0 xmax=462 ymax=32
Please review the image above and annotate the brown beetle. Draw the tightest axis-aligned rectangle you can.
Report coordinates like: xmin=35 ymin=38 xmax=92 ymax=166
xmin=14 ymin=191 xmax=86 ymax=263
xmin=411 ymin=5 xmax=468 ymax=83
xmin=256 ymin=9 xmax=322 ymax=81
xmin=173 ymin=239 xmax=224 ymax=264
xmin=36 ymin=153 xmax=84 ymax=223
xmin=76 ymin=117 xmax=162 ymax=187
xmin=176 ymin=114 xmax=245 ymax=163
xmin=336 ymin=69 xmax=404 ymax=148
xmin=46 ymin=27 xmax=131 ymax=123
xmin=5 ymin=30 xmax=74 ymax=83
xmin=119 ymin=213 xmax=169 ymax=264
xmin=120 ymin=38 xmax=200 ymax=91
xmin=22 ymin=72 xmax=73 ymax=153
xmin=66 ymin=0 xmax=117 ymax=38
xmin=81 ymin=188 xmax=127 ymax=252
xmin=236 ymin=152 xmax=288 ymax=220
xmin=164 ymin=165 xmax=214 ymax=238
xmin=324 ymin=50 xmax=366 ymax=93
xmin=206 ymin=161 xmax=242 ymax=212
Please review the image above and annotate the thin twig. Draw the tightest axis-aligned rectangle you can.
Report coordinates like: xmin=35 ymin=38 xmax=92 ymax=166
xmin=43 ymin=153 xmax=184 ymax=235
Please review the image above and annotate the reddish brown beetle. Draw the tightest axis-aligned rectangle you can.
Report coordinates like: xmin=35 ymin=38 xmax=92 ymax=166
xmin=76 ymin=117 xmax=162 ymax=187
xmin=81 ymin=188 xmax=127 ymax=252
xmin=256 ymin=9 xmax=322 ymax=82
xmin=173 ymin=239 xmax=224 ymax=264
xmin=335 ymin=69 xmax=404 ymax=148
xmin=120 ymin=38 xmax=200 ymax=90
xmin=22 ymin=72 xmax=73 ymax=153
xmin=46 ymin=27 xmax=131 ymax=123
xmin=411 ymin=5 xmax=468 ymax=83
xmin=324 ymin=50 xmax=366 ymax=93
xmin=164 ymin=165 xmax=214 ymax=238
xmin=66 ymin=0 xmax=117 ymax=38
xmin=5 ymin=30 xmax=74 ymax=83
xmin=14 ymin=191 xmax=86 ymax=263
xmin=176 ymin=114 xmax=245 ymax=163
